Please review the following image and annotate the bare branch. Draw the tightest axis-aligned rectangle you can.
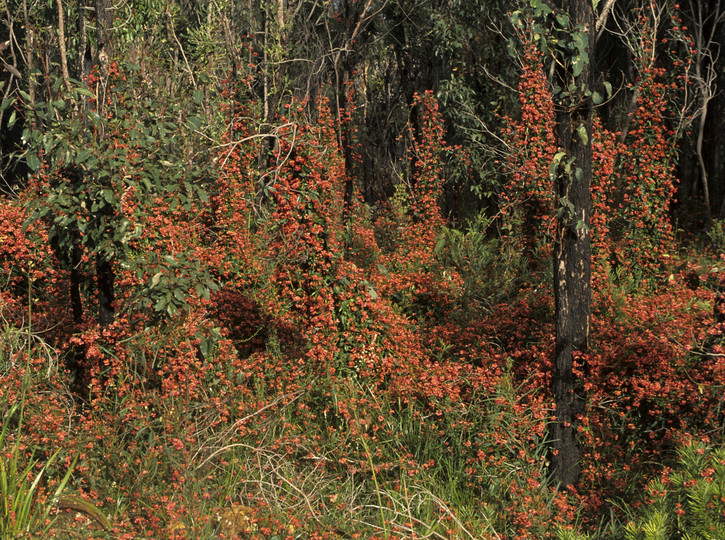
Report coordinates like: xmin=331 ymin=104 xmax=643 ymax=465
xmin=596 ymin=0 xmax=617 ymax=40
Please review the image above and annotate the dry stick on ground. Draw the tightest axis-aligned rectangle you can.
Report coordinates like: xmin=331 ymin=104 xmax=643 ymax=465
xmin=56 ymin=494 xmax=112 ymax=532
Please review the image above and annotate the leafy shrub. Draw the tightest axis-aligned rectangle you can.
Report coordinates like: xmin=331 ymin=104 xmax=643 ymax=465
xmin=435 ymin=210 xmax=533 ymax=308
xmin=706 ymin=219 xmax=725 ymax=255
xmin=621 ymin=442 xmax=725 ymax=539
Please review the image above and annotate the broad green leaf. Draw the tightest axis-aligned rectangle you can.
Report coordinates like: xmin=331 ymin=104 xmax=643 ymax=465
xmin=186 ymin=116 xmax=202 ymax=130
xmin=0 ymin=97 xmax=15 ymax=112
xmin=101 ymin=189 xmax=116 ymax=204
xmin=7 ymin=110 xmax=17 ymax=129
xmin=576 ymin=125 xmax=588 ymax=145
xmin=550 ymin=151 xmax=567 ymax=181
xmin=26 ymin=153 xmax=40 ymax=171
xmin=193 ymin=89 xmax=204 ymax=105
xmin=572 ymin=57 xmax=583 ymax=77
xmin=154 ymin=296 xmax=167 ymax=312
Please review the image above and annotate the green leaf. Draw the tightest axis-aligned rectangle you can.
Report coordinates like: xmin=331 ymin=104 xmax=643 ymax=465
xmin=592 ymin=91 xmax=603 ymax=105
xmin=186 ymin=116 xmax=202 ymax=131
xmin=26 ymin=153 xmax=40 ymax=171
xmin=0 ymin=97 xmax=15 ymax=112
xmin=192 ymin=89 xmax=204 ymax=105
xmin=7 ymin=110 xmax=17 ymax=130
xmin=76 ymin=88 xmax=96 ymax=99
xmin=603 ymin=81 xmax=612 ymax=98
xmin=576 ymin=125 xmax=588 ymax=145
xmin=101 ymin=189 xmax=116 ymax=204
xmin=154 ymin=296 xmax=167 ymax=312
xmin=531 ymin=0 xmax=552 ymax=17
xmin=550 ymin=151 xmax=567 ymax=181
xmin=572 ymin=57 xmax=583 ymax=77
xmin=196 ymin=283 xmax=209 ymax=299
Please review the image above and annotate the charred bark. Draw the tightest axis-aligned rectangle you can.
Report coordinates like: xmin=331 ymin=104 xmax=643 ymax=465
xmin=550 ymin=0 xmax=594 ymax=488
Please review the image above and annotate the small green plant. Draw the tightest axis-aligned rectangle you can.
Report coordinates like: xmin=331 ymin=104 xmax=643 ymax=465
xmin=0 ymin=309 xmax=76 ymax=538
xmin=435 ymin=210 xmax=533 ymax=307
xmin=706 ymin=219 xmax=725 ymax=254
xmin=620 ymin=442 xmax=725 ymax=539
xmin=0 ymin=403 xmax=75 ymax=538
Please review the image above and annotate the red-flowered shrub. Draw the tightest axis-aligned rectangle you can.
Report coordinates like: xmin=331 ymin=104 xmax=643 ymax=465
xmin=501 ymin=44 xmax=558 ymax=259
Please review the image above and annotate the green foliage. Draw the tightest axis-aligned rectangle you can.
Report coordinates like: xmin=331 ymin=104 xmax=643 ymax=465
xmin=556 ymin=528 xmax=592 ymax=540
xmin=1 ymin=374 xmax=75 ymax=538
xmin=620 ymin=443 xmax=725 ymax=539
xmin=128 ymin=250 xmax=218 ymax=319
xmin=707 ymin=219 xmax=725 ymax=254
xmin=22 ymin=63 xmax=217 ymax=320
xmin=0 ymin=404 xmax=53 ymax=537
xmin=1 ymin=0 xmax=723 ymax=537
xmin=435 ymin=211 xmax=533 ymax=307
xmin=431 ymin=0 xmax=516 ymax=212
xmin=510 ymin=0 xmax=592 ymax=92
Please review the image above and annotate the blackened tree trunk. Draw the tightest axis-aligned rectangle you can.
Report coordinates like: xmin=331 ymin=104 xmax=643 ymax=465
xmin=96 ymin=252 xmax=115 ymax=326
xmin=93 ymin=0 xmax=115 ymax=326
xmin=550 ymin=0 xmax=594 ymax=487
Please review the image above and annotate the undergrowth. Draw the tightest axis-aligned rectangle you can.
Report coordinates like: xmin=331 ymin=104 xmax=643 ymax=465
xmin=0 ymin=61 xmax=723 ymax=540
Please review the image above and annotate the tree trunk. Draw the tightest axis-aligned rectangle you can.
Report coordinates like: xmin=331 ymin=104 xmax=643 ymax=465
xmin=55 ymin=0 xmax=72 ymax=94
xmin=94 ymin=0 xmax=115 ymax=326
xmin=550 ymin=0 xmax=594 ymax=488
xmin=22 ymin=0 xmax=35 ymax=107
xmin=96 ymin=253 xmax=115 ymax=326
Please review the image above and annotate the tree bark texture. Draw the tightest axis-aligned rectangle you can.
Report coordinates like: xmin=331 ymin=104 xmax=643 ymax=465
xmin=94 ymin=0 xmax=115 ymax=325
xmin=551 ymin=0 xmax=594 ymax=488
